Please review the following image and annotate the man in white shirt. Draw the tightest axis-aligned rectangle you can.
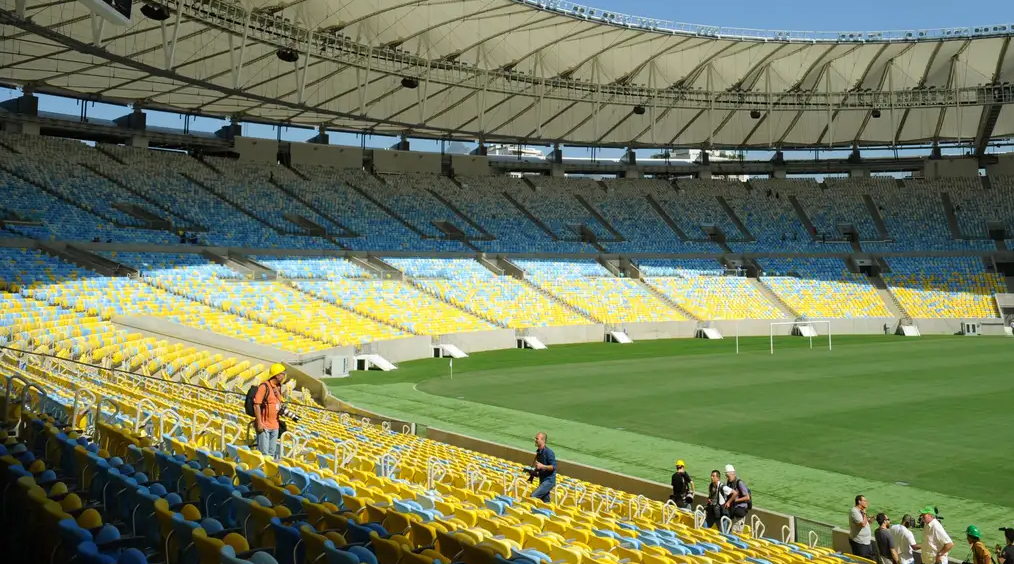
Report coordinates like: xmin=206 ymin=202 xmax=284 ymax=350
xmin=920 ymin=506 xmax=954 ymax=564
xmin=890 ymin=515 xmax=920 ymax=564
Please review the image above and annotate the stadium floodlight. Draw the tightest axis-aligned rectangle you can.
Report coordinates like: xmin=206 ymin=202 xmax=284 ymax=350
xmin=769 ymin=321 xmax=831 ymax=355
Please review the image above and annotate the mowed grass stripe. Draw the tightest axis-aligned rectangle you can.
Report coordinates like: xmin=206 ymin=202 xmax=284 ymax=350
xmin=327 ymin=335 xmax=1013 ymax=543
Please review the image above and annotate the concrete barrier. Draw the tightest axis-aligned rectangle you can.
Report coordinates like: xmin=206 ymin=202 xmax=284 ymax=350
xmin=439 ymin=329 xmax=517 ymax=353
xmin=369 ymin=336 xmax=434 ymax=363
xmin=913 ymin=318 xmax=1000 ymax=335
xmin=427 ymin=427 xmax=795 ymax=541
xmin=621 ymin=321 xmax=698 ymax=340
xmin=526 ymin=324 xmax=606 ymax=345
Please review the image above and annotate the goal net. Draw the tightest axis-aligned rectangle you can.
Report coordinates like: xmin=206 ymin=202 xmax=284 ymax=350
xmin=769 ymin=321 xmax=832 ymax=355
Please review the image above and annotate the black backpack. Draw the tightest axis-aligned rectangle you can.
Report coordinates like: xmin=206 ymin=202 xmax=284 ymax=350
xmin=735 ymin=479 xmax=753 ymax=510
xmin=244 ymin=383 xmax=265 ymax=417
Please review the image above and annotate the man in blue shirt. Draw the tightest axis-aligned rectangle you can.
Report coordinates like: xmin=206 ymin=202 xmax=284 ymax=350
xmin=531 ymin=432 xmax=557 ymax=502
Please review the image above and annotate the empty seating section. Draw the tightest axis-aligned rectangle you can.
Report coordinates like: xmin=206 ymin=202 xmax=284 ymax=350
xmin=757 ymin=258 xmax=891 ymax=318
xmin=289 ymin=167 xmax=464 ymax=251
xmin=254 ymin=255 xmax=372 ymax=279
xmin=513 ymin=259 xmax=684 ymax=323
xmin=792 ymin=178 xmax=880 ymax=241
xmin=883 ymin=256 xmax=1003 ymax=318
xmin=387 ymin=258 xmax=591 ymax=327
xmin=0 ymin=247 xmax=95 ymax=291
xmin=380 ymin=174 xmax=483 ymax=238
xmin=646 ymin=275 xmax=783 ymax=319
xmin=667 ymin=180 xmax=745 ymax=240
xmin=96 ymin=251 xmax=242 ymax=279
xmin=204 ymin=158 xmax=349 ymax=235
xmin=0 ymin=133 xmax=167 ymax=228
xmin=593 ymin=180 xmax=720 ymax=253
xmin=151 ymin=275 xmax=409 ymax=346
xmin=516 ymin=177 xmax=614 ymax=240
xmin=986 ymin=177 xmax=1014 ymax=239
xmin=723 ymin=180 xmax=816 ymax=252
xmin=637 ymin=259 xmax=724 ymax=277
xmin=934 ymin=177 xmax=995 ymax=238
xmin=863 ymin=178 xmax=984 ymax=251
xmin=436 ymin=176 xmax=572 ymax=252
xmin=96 ymin=145 xmax=334 ymax=249
xmin=298 ymin=280 xmax=497 ymax=335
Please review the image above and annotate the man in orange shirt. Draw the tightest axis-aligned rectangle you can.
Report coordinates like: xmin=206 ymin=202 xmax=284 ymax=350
xmin=253 ymin=363 xmax=286 ymax=459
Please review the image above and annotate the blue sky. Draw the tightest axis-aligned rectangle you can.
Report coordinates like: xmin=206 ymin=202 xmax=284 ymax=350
xmin=4 ymin=0 xmax=1010 ymax=158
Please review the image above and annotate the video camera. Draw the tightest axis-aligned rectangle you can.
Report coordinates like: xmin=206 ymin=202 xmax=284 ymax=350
xmin=916 ymin=507 xmax=942 ymax=528
xmin=278 ymin=404 xmax=302 ymax=424
xmin=522 ymin=467 xmax=538 ymax=483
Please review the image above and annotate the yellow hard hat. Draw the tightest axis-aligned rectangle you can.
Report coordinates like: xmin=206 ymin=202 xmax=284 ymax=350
xmin=269 ymin=363 xmax=286 ymax=377
xmin=675 ymin=460 xmax=686 ymax=468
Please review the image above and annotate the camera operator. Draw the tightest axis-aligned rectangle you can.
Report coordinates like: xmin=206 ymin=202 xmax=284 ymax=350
xmin=706 ymin=470 xmax=733 ymax=529
xmin=920 ymin=506 xmax=954 ymax=564
xmin=997 ymin=528 xmax=1014 ymax=564
xmin=964 ymin=526 xmax=991 ymax=564
xmin=529 ymin=432 xmax=556 ymax=502
xmin=670 ymin=460 xmax=695 ymax=509
xmin=253 ymin=363 xmax=287 ymax=460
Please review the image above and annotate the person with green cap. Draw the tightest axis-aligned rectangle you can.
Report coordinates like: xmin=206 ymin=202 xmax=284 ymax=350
xmin=965 ymin=526 xmax=991 ymax=564
xmin=920 ymin=506 xmax=953 ymax=564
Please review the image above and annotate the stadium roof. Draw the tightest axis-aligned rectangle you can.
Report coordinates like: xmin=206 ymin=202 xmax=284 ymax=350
xmin=3 ymin=0 xmax=1014 ymax=149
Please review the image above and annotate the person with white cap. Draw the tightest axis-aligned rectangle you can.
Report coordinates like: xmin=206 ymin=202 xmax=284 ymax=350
xmin=723 ymin=464 xmax=751 ymax=531
xmin=670 ymin=459 xmax=695 ymax=509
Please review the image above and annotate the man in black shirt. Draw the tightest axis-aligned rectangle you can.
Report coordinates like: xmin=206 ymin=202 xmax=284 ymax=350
xmin=875 ymin=513 xmax=899 ymax=564
xmin=670 ymin=459 xmax=695 ymax=509
xmin=996 ymin=528 xmax=1014 ymax=564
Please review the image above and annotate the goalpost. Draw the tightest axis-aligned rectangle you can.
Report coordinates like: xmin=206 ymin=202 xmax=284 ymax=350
xmin=769 ymin=321 xmax=832 ymax=355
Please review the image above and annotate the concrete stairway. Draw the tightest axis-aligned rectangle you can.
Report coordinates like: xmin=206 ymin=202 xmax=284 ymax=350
xmin=787 ymin=196 xmax=818 ymax=241
xmin=404 ymin=278 xmax=509 ymax=329
xmin=345 ymin=182 xmax=429 ymax=238
xmin=289 ymin=281 xmax=418 ymax=335
xmin=748 ymin=278 xmax=799 ymax=318
xmin=862 ymin=195 xmax=891 ymax=239
xmin=574 ymin=194 xmax=625 ymax=241
xmin=425 ymin=188 xmax=495 ymax=239
xmin=502 ymin=192 xmax=558 ymax=240
xmin=939 ymin=193 xmax=964 ymax=239
xmin=643 ymin=195 xmax=690 ymax=241
xmin=111 ymin=203 xmax=172 ymax=231
xmin=520 ymin=278 xmax=600 ymax=323
xmin=636 ymin=279 xmax=701 ymax=321
xmin=870 ymin=275 xmax=911 ymax=320
xmin=716 ymin=196 xmax=755 ymax=241
xmin=227 ymin=252 xmax=278 ymax=280
xmin=363 ymin=255 xmax=405 ymax=281
xmin=39 ymin=242 xmax=137 ymax=277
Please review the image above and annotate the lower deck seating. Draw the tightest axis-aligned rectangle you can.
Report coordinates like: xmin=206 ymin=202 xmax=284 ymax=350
xmin=758 ymin=259 xmax=891 ymax=319
xmin=883 ymin=257 xmax=1004 ymax=318
xmin=645 ymin=276 xmax=783 ymax=320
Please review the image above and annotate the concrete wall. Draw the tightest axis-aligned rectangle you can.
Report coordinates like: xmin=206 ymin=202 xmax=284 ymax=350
xmin=428 ymin=428 xmax=796 ymax=540
xmin=621 ymin=321 xmax=698 ymax=341
xmin=986 ymin=154 xmax=1014 ymax=177
xmin=373 ymin=150 xmax=442 ymax=174
xmin=526 ymin=324 xmax=606 ymax=345
xmin=234 ymin=136 xmax=278 ymax=163
xmin=290 ymin=142 xmax=364 ymax=168
xmin=369 ymin=336 xmax=434 ymax=363
xmin=451 ymin=155 xmax=491 ymax=176
xmin=913 ymin=317 xmax=1003 ymax=335
xmin=439 ymin=329 xmax=517 ymax=353
xmin=923 ymin=157 xmax=979 ymax=179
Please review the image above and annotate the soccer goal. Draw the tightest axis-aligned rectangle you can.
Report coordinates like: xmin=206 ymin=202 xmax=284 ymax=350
xmin=769 ymin=321 xmax=832 ymax=354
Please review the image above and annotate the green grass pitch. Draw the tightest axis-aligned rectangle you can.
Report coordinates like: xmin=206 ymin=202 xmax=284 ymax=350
xmin=326 ymin=334 xmax=1014 ymax=545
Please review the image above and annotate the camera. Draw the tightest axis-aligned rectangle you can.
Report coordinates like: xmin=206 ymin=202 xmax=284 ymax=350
xmin=522 ymin=466 xmax=538 ymax=483
xmin=278 ymin=404 xmax=301 ymax=423
xmin=916 ymin=507 xmax=942 ymax=528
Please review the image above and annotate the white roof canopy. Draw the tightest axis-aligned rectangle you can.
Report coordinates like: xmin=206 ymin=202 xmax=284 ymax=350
xmin=3 ymin=0 xmax=1014 ymax=148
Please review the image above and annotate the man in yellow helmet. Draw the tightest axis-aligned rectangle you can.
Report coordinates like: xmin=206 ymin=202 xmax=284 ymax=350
xmin=670 ymin=459 xmax=695 ymax=509
xmin=253 ymin=363 xmax=286 ymax=459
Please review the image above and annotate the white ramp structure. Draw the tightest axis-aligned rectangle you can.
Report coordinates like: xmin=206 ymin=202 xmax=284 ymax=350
xmin=518 ymin=336 xmax=548 ymax=350
xmin=607 ymin=331 xmax=633 ymax=344
xmin=433 ymin=344 xmax=469 ymax=358
xmin=355 ymin=354 xmax=398 ymax=371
